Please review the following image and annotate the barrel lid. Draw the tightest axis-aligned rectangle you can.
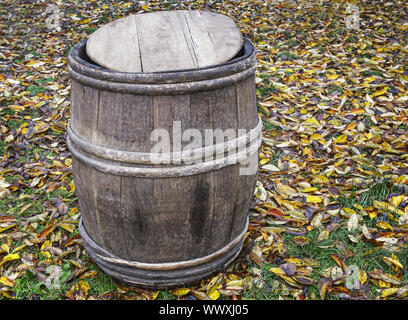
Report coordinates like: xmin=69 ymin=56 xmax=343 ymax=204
xmin=86 ymin=10 xmax=243 ymax=73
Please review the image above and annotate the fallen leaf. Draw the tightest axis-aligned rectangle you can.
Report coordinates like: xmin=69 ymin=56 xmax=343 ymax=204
xmin=0 ymin=253 xmax=20 ymax=267
xmin=306 ymin=195 xmax=322 ymax=203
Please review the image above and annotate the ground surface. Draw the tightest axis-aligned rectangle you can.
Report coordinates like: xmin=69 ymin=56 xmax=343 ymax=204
xmin=0 ymin=0 xmax=407 ymax=300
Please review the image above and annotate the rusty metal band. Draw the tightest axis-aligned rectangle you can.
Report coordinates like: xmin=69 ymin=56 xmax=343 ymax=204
xmin=79 ymin=217 xmax=248 ymax=271
xmin=67 ymin=117 xmax=262 ymax=165
xmin=68 ymin=136 xmax=260 ymax=178
xmin=68 ymin=64 xmax=257 ymax=95
xmin=68 ymin=38 xmax=256 ymax=85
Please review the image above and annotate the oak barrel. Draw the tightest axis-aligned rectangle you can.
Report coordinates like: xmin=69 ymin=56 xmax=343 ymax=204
xmin=67 ymin=36 xmax=260 ymax=289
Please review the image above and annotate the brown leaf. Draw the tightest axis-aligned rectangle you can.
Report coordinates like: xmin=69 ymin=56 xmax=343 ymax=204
xmin=319 ymin=279 xmax=332 ymax=300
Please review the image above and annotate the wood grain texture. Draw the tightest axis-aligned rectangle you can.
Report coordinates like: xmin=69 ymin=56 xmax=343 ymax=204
xmin=137 ymin=11 xmax=196 ymax=72
xmin=236 ymin=74 xmax=258 ymax=130
xmin=70 ymin=80 xmax=99 ymax=142
xmin=96 ymin=90 xmax=153 ymax=153
xmin=153 ymin=94 xmax=191 ymax=156
xmin=86 ymin=10 xmax=243 ymax=72
xmin=86 ymin=15 xmax=142 ymax=72
xmin=71 ymin=157 xmax=105 ymax=247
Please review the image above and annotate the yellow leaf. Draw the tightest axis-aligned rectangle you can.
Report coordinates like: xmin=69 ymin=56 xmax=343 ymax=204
xmin=78 ymin=280 xmax=90 ymax=296
xmin=282 ymin=275 xmax=301 ymax=288
xmin=278 ymin=242 xmax=286 ymax=255
xmin=190 ymin=289 xmax=210 ymax=300
xmin=301 ymin=187 xmax=318 ymax=193
xmin=379 ymin=280 xmax=391 ymax=288
xmin=381 ymin=288 xmax=398 ymax=298
xmin=207 ymin=288 xmax=220 ymax=300
xmin=69 ymin=207 xmax=78 ymax=216
xmin=304 ymin=118 xmax=320 ymax=127
xmin=59 ymin=223 xmax=76 ymax=233
xmin=285 ymin=258 xmax=303 ymax=266
xmin=317 ymin=229 xmax=330 ymax=241
xmin=69 ymin=181 xmax=75 ymax=193
xmin=79 ymin=270 xmax=98 ymax=279
xmin=306 ymin=195 xmax=322 ymax=203
xmin=259 ymin=158 xmax=270 ymax=166
xmin=69 ymin=260 xmax=84 ymax=269
xmin=376 ymin=221 xmax=394 ymax=231
xmin=363 ymin=76 xmax=376 ymax=83
xmin=342 ymin=207 xmax=357 ymax=215
xmin=269 ymin=267 xmax=287 ymax=278
xmin=0 ymin=253 xmax=19 ymax=267
xmin=1 ymin=244 xmax=9 ymax=253
xmin=225 ymin=279 xmax=245 ymax=287
xmin=309 ymin=134 xmax=323 ymax=140
xmin=207 ymin=273 xmax=222 ymax=288
xmin=382 ymin=255 xmax=403 ymax=271
xmin=33 ymin=121 xmax=49 ymax=134
xmin=353 ymin=204 xmax=364 ymax=211
xmin=12 ymin=244 xmax=26 ymax=253
xmin=79 ymin=18 xmax=91 ymax=24
xmin=141 ymin=4 xmax=149 ymax=10
xmin=373 ymin=201 xmax=390 ymax=210
xmin=311 ymin=175 xmax=330 ymax=184
xmin=334 ymin=134 xmax=348 ymax=144
xmin=390 ymin=195 xmax=404 ymax=208
xmin=372 ymin=87 xmax=389 ymax=97
xmin=0 ymin=276 xmax=16 ymax=287
xmin=397 ymin=287 xmax=408 ymax=298
xmin=276 ymin=183 xmax=298 ymax=198
xmin=41 ymin=240 xmax=52 ymax=251
xmin=8 ymin=105 xmax=25 ymax=112
xmin=358 ymin=270 xmax=367 ymax=285
xmin=171 ymin=288 xmax=190 ymax=296
xmin=225 ymin=274 xmax=240 ymax=282
xmin=40 ymin=240 xmax=52 ymax=258
xmin=368 ymin=210 xmax=377 ymax=219
xmin=151 ymin=291 xmax=159 ymax=300
xmin=326 ymin=72 xmax=339 ymax=80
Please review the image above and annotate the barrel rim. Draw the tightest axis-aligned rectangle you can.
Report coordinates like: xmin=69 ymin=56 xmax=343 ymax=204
xmin=79 ymin=217 xmax=248 ymax=271
xmin=68 ymin=37 xmax=256 ymax=85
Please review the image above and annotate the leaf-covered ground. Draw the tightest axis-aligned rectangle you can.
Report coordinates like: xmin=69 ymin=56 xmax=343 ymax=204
xmin=1 ymin=0 xmax=408 ymax=300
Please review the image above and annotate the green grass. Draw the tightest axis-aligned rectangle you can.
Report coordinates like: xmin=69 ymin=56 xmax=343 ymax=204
xmin=242 ymin=177 xmax=406 ymax=300
xmin=241 ymin=262 xmax=283 ymax=300
xmin=13 ymin=260 xmax=117 ymax=300
xmin=262 ymin=121 xmax=279 ymax=131
xmin=26 ymin=85 xmax=47 ymax=96
xmin=337 ymin=178 xmax=399 ymax=209
xmin=34 ymin=77 xmax=54 ymax=85
xmin=157 ymin=290 xmax=176 ymax=300
xmin=277 ymin=51 xmax=298 ymax=61
xmin=362 ymin=70 xmax=384 ymax=77
xmin=258 ymin=85 xmax=278 ymax=96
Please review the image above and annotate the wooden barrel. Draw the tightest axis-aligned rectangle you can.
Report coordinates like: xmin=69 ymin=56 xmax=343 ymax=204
xmin=67 ymin=38 xmax=260 ymax=289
